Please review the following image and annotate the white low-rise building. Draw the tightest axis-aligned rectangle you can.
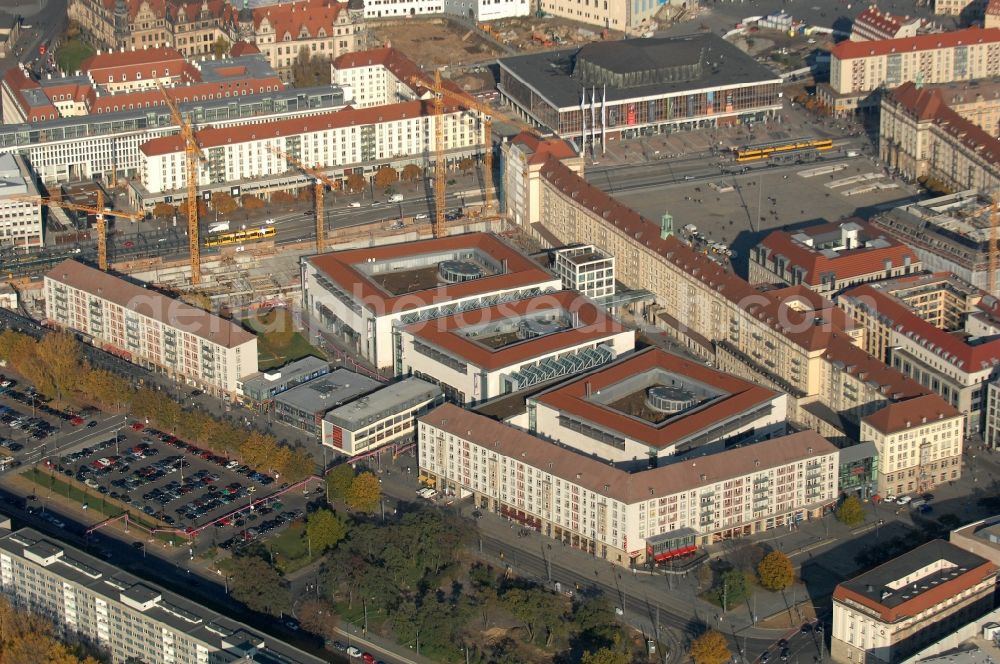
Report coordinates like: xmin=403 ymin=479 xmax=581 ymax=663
xmin=301 ymin=232 xmax=562 ymax=370
xmin=553 ymin=245 xmax=615 ymax=301
xmin=44 ymin=259 xmax=258 ymax=399
xmin=419 ymin=402 xmax=838 ymax=567
xmin=397 ymin=290 xmax=634 ymax=404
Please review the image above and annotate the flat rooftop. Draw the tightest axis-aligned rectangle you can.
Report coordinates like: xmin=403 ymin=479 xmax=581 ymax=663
xmin=307 ymin=232 xmax=558 ymax=316
xmin=531 ymin=347 xmax=780 ymax=450
xmin=273 ymin=368 xmax=381 ymax=415
xmin=498 ymin=32 xmax=781 ymax=110
xmin=323 ymin=376 xmax=441 ymax=430
xmin=240 ymin=356 xmax=330 ymax=392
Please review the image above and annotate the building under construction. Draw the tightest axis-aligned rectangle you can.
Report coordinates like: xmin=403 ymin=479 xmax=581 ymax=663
xmin=872 ymin=190 xmax=1000 ymax=296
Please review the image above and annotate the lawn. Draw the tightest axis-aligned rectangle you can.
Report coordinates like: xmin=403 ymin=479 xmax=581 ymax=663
xmin=243 ymin=308 xmax=325 ymax=370
xmin=56 ymin=38 xmax=95 ymax=75
xmin=267 ymin=521 xmax=314 ymax=573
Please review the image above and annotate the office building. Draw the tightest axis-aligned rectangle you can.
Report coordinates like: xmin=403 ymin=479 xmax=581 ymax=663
xmin=419 ymin=403 xmax=838 ymax=567
xmin=0 ymin=153 xmax=43 ymax=249
xmin=273 ymin=368 xmax=381 ymax=435
xmin=859 ymin=394 xmax=964 ymax=496
xmin=43 ymin=259 xmax=258 ymax=399
xmin=498 ymin=33 xmax=783 ymax=145
xmin=838 ymin=441 xmax=879 ymax=499
xmin=748 ymin=219 xmax=920 ymax=295
xmin=831 ymin=539 xmax=997 ymax=664
xmin=0 ymin=521 xmax=326 ymax=664
xmin=397 ymin=290 xmax=634 ymax=404
xmin=301 ymin=232 xmax=562 ymax=369
xmin=236 ymin=356 xmax=330 ymax=410
xmin=821 ymin=27 xmax=1000 ymax=115
xmin=321 ymin=376 xmax=442 ymax=455
xmin=552 ymin=245 xmax=616 ymax=300
xmin=500 ymin=131 xmax=582 ymax=226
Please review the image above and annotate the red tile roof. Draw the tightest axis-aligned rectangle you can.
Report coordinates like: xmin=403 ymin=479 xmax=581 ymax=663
xmin=852 ymin=6 xmax=908 ymax=39
xmin=253 ymin=0 xmax=347 ymax=38
xmin=889 ymin=81 xmax=1000 ymax=167
xmin=422 ymin=403 xmax=838 ymax=505
xmin=757 ymin=219 xmax=918 ymax=286
xmin=80 ymin=46 xmax=187 ymax=78
xmin=862 ymin=393 xmax=961 ymax=434
xmin=832 ymin=26 xmax=1000 ymax=60
xmin=988 ymin=0 xmax=1000 ymax=16
xmin=307 ymin=232 xmax=559 ymax=315
xmin=841 ymin=283 xmax=1000 ymax=372
xmin=532 ymin=347 xmax=781 ymax=449
xmin=139 ymin=98 xmax=460 ymax=156
xmin=89 ymin=75 xmax=284 ymax=115
xmin=229 ymin=41 xmax=261 ymax=57
xmin=403 ymin=290 xmax=630 ymax=370
xmin=823 ymin=332 xmax=931 ymax=399
xmin=511 ymin=131 xmax=579 ymax=165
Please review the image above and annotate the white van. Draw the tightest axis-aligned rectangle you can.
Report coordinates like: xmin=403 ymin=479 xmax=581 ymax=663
xmin=389 ymin=194 xmax=404 ymax=203
xmin=349 ymin=202 xmax=361 ymax=208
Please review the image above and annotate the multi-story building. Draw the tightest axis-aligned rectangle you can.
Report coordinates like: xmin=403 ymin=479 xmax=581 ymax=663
xmin=0 ymin=84 xmax=348 ymax=186
xmin=498 ymin=33 xmax=783 ymax=145
xmin=1 ymin=46 xmax=284 ymax=124
xmin=523 ymin=347 xmax=789 ymax=469
xmin=138 ymin=98 xmax=485 ymax=195
xmin=273 ymin=368 xmax=381 ymax=435
xmin=552 ymin=245 xmax=616 ymax=300
xmin=873 ymin=191 xmax=1000 ymax=293
xmin=501 ymin=131 xmax=582 ymax=226
xmin=321 ymin=376 xmax=442 ymax=455
xmin=43 ymin=259 xmax=258 ymax=398
xmin=236 ymin=355 xmax=331 ymax=410
xmin=988 ymin=0 xmax=1000 ymax=27
xmin=859 ymin=394 xmax=964 ymax=496
xmin=748 ymin=219 xmax=920 ymax=295
xmin=0 ymin=520 xmax=326 ymax=664
xmin=0 ymin=153 xmax=43 ymax=249
xmin=397 ymin=290 xmax=635 ymax=404
xmin=820 ymin=27 xmax=1000 ymax=115
xmin=851 ymin=6 xmax=928 ymax=42
xmin=831 ymin=539 xmax=997 ymax=664
xmin=950 ymin=515 xmax=1000 ymax=566
xmin=362 ymin=0 xmax=528 ymax=21
xmin=984 ymin=377 xmax=1000 ymax=447
xmin=330 ymin=46 xmax=425 ymax=109
xmin=934 ymin=0 xmax=986 ymax=17
xmin=301 ymin=232 xmax=563 ymax=369
xmin=419 ymin=402 xmax=838 ymax=567
xmin=839 ymin=276 xmax=998 ymax=432
xmin=530 ymin=0 xmax=665 ymax=33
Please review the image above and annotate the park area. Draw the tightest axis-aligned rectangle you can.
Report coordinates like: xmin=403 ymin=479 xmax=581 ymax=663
xmin=243 ymin=307 xmax=324 ymax=370
xmin=55 ymin=38 xmax=94 ymax=75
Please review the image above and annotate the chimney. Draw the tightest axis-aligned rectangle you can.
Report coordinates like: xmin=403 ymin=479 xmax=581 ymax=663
xmin=585 ymin=381 xmax=592 ymax=397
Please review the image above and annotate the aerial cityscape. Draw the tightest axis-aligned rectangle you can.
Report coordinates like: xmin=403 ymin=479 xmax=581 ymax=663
xmin=6 ymin=0 xmax=1000 ymax=662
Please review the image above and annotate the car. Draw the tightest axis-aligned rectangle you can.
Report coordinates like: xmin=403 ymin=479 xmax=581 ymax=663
xmin=131 ymin=541 xmax=144 ymax=549
xmin=919 ymin=504 xmax=933 ymax=514
xmin=362 ymin=654 xmax=375 ymax=664
xmin=777 ymin=639 xmax=787 ymax=648
xmin=370 ymin=201 xmax=380 ymax=207
xmin=801 ymin=623 xmax=813 ymax=634
xmin=346 ymin=647 xmax=362 ymax=658
xmin=349 ymin=202 xmax=361 ymax=208
xmin=284 ymin=619 xmax=299 ymax=631
xmin=921 ymin=493 xmax=935 ymax=502
xmin=6 ymin=443 xmax=23 ymax=452
xmin=896 ymin=495 xmax=912 ymax=505
xmin=815 ymin=622 xmax=824 ymax=634
xmin=190 ymin=389 xmax=202 ymax=397
xmin=414 ymin=212 xmax=429 ymax=220
xmin=331 ymin=641 xmax=348 ymax=652
xmin=761 ymin=652 xmax=770 ymax=663
xmin=130 ymin=422 xmax=144 ymax=431
xmin=884 ymin=494 xmax=897 ymax=503
xmin=70 ymin=416 xmax=84 ymax=426
xmin=87 ymin=420 xmax=97 ymax=428
xmin=781 ymin=648 xmax=790 ymax=661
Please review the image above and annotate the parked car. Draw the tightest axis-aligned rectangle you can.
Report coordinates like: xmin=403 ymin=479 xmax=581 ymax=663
xmin=896 ymin=495 xmax=912 ymax=505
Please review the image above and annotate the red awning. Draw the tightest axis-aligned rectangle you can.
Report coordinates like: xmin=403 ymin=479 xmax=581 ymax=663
xmin=652 ymin=544 xmax=697 ymax=562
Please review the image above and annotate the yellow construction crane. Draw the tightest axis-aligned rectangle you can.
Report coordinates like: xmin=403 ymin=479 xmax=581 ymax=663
xmin=267 ymin=146 xmax=337 ymax=253
xmin=157 ymin=82 xmax=205 ymax=285
xmin=414 ymin=72 xmax=510 ymax=237
xmin=9 ymin=191 xmax=143 ymax=270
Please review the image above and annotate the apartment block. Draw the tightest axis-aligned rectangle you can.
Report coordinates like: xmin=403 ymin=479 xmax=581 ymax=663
xmin=0 ymin=153 xmax=43 ymax=249
xmin=821 ymin=27 xmax=1000 ymax=115
xmin=831 ymin=539 xmax=997 ymax=664
xmin=748 ymin=219 xmax=920 ymax=295
xmin=501 ymin=131 xmax=582 ymax=227
xmin=0 ymin=522 xmax=325 ymax=664
xmin=420 ymin=403 xmax=838 ymax=567
xmin=860 ymin=394 xmax=964 ymax=496
xmin=851 ymin=6 xmax=928 ymax=42
xmin=330 ymin=47 xmax=425 ymax=109
xmin=398 ymin=290 xmax=634 ymax=404
xmin=552 ymin=245 xmax=616 ymax=300
xmin=43 ymin=259 xmax=258 ymax=399
xmin=301 ymin=232 xmax=562 ymax=370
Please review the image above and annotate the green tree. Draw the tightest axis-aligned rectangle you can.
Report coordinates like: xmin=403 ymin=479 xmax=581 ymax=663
xmin=713 ymin=568 xmax=750 ymax=611
xmin=836 ymin=495 xmax=866 ymax=527
xmin=690 ymin=629 xmax=731 ymax=664
xmin=291 ymin=47 xmax=331 ymax=88
xmin=296 ymin=598 xmax=338 ymax=640
xmin=279 ymin=447 xmax=315 ymax=483
xmin=211 ymin=36 xmax=231 ymax=59
xmin=305 ymin=508 xmax=347 ymax=555
xmin=228 ymin=555 xmax=289 ymax=616
xmin=757 ymin=550 xmax=794 ymax=591
xmin=345 ymin=471 xmax=381 ymax=512
xmin=326 ymin=464 xmax=354 ymax=504
xmin=582 ymin=647 xmax=630 ymax=664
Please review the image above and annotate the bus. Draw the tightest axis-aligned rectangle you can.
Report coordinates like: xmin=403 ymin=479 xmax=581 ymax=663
xmin=203 ymin=226 xmax=276 ymax=248
xmin=734 ymin=138 xmax=833 ymax=163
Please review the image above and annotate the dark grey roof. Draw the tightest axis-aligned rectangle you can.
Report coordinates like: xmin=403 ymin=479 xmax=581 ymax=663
xmin=840 ymin=539 xmax=990 ymax=610
xmin=838 ymin=440 xmax=878 ymax=465
xmin=498 ymin=32 xmax=781 ymax=110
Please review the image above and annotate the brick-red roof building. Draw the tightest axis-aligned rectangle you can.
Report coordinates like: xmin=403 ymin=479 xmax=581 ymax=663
xmin=253 ymin=0 xmax=347 ymax=39
xmin=862 ymin=393 xmax=961 ymax=434
xmin=832 ymin=26 xmax=1000 ymax=60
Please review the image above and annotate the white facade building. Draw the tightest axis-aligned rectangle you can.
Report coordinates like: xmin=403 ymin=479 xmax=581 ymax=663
xmin=553 ymin=245 xmax=615 ymax=300
xmin=419 ymin=403 xmax=839 ymax=567
xmin=0 ymin=153 xmax=43 ymax=248
xmin=331 ymin=47 xmax=425 ymax=109
xmin=361 ymin=0 xmax=528 ymax=20
xmin=44 ymin=259 xmax=258 ymax=399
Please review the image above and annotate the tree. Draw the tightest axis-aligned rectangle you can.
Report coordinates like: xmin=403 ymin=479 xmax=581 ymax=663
xmin=757 ymin=550 xmax=794 ymax=591
xmin=374 ymin=166 xmax=399 ymax=189
xmin=402 ymin=164 xmax=423 ymax=182
xmin=713 ymin=568 xmax=750 ymax=611
xmin=270 ymin=191 xmax=295 ymax=206
xmin=689 ymin=630 xmax=731 ymax=664
xmin=836 ymin=495 xmax=866 ymax=527
xmin=180 ymin=198 xmax=209 ymax=220
xmin=305 ymin=508 xmax=347 ymax=555
xmin=228 ymin=556 xmax=290 ymax=616
xmin=212 ymin=36 xmax=231 ymax=59
xmin=345 ymin=173 xmax=366 ymax=193
xmin=240 ymin=431 xmax=279 ymax=470
xmin=582 ymin=648 xmax=630 ymax=664
xmin=0 ymin=330 xmax=27 ymax=365
xmin=459 ymin=157 xmax=475 ymax=174
xmin=345 ymin=471 xmax=381 ymax=512
xmin=279 ymin=447 xmax=316 ymax=483
xmin=326 ymin=464 xmax=354 ymax=504
xmin=212 ymin=192 xmax=238 ymax=216
xmin=152 ymin=202 xmax=176 ymax=219
xmin=296 ymin=598 xmax=338 ymax=640
xmin=291 ymin=47 xmax=331 ymax=88
xmin=241 ymin=194 xmax=266 ymax=210
xmin=31 ymin=332 xmax=82 ymax=401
